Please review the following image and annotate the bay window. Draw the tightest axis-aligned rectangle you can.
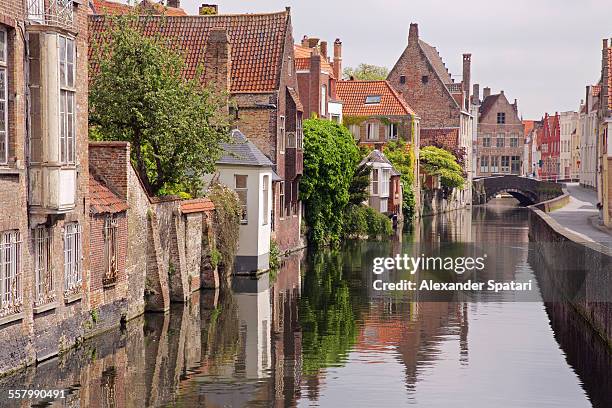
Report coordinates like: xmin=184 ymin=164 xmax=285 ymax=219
xmin=371 ymin=169 xmax=379 ymax=195
xmin=59 ymin=35 xmax=76 ymax=165
xmin=262 ymin=175 xmax=270 ymax=225
xmin=235 ymin=175 xmax=248 ymax=224
xmin=380 ymin=168 xmax=390 ymax=197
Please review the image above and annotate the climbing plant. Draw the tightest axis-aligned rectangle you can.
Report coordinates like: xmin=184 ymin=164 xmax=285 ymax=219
xmin=420 ymin=146 xmax=465 ymax=189
xmin=207 ymin=183 xmax=240 ymax=281
xmin=383 ymin=139 xmax=417 ymax=220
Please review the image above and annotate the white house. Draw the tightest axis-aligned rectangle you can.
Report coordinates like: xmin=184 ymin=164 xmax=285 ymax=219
xmin=215 ymin=129 xmax=274 ymax=274
xmin=359 ymin=150 xmax=402 ymax=217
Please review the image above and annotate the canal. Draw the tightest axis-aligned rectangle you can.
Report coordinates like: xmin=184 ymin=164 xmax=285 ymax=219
xmin=0 ymin=200 xmax=610 ymax=407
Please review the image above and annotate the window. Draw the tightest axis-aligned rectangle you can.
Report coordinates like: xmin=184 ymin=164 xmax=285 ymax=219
xmin=366 ymin=123 xmax=379 ymax=141
xmin=104 ymin=216 xmax=118 ymax=286
xmin=262 ymin=175 xmax=270 ymax=225
xmin=399 ymin=75 xmax=406 ymax=84
xmin=64 ymin=222 xmax=82 ymax=296
xmin=286 ymin=182 xmax=292 ymax=217
xmin=497 ymin=112 xmax=506 ymax=124
xmin=287 ymin=56 xmax=292 ymax=76
xmin=496 ymin=136 xmax=504 ymax=148
xmin=491 ymin=156 xmax=499 ymax=173
xmin=33 ymin=226 xmax=53 ymax=306
xmin=480 ymin=156 xmax=489 ymax=173
xmin=349 ymin=124 xmax=360 ymax=140
xmin=297 ymin=116 xmax=303 ymax=149
xmin=501 ymin=156 xmax=510 ymax=173
xmin=510 ymin=137 xmax=519 ymax=147
xmin=0 ymin=230 xmax=22 ymax=314
xmin=482 ymin=136 xmax=491 ymax=147
xmin=0 ymin=29 xmax=7 ymax=164
xmin=59 ymin=36 xmax=76 ymax=165
xmin=279 ymin=116 xmax=285 ymax=153
xmin=365 ymin=95 xmax=381 ymax=104
xmin=331 ymin=114 xmax=341 ymax=123
xmin=380 ymin=168 xmax=390 ymax=196
xmin=380 ymin=200 xmax=388 ymax=213
xmin=371 ymin=168 xmax=379 ymax=195
xmin=320 ymin=85 xmax=327 ymax=116
xmin=286 ymin=132 xmax=296 ymax=148
xmin=386 ymin=123 xmax=398 ymax=140
xmin=511 ymin=156 xmax=521 ymax=174
xmin=279 ymin=181 xmax=285 ymax=219
xmin=421 ymin=75 xmax=429 ymax=84
xmin=235 ymin=175 xmax=248 ymax=224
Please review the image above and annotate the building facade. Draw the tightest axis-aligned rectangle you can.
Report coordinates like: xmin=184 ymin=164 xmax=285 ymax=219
xmin=538 ymin=113 xmax=561 ymax=181
xmin=387 ymin=23 xmax=473 ymax=207
xmin=559 ymin=111 xmax=578 ymax=180
xmin=579 ymin=89 xmax=600 ymax=189
xmin=598 ymin=38 xmax=612 ymax=227
xmin=475 ymin=90 xmax=525 ymax=177
xmin=359 ymin=150 xmax=403 ymax=218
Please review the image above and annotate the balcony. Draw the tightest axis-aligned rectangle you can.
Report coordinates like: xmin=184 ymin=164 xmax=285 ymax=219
xmin=26 ymin=0 xmax=74 ymax=30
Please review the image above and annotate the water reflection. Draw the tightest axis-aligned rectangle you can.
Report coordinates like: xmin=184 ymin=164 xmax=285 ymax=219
xmin=0 ymin=203 xmax=610 ymax=407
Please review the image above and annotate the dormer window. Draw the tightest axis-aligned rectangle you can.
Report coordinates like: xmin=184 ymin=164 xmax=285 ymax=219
xmin=365 ymin=95 xmax=381 ymax=104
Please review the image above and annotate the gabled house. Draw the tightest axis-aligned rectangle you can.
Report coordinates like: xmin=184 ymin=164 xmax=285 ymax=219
xmin=475 ymin=89 xmax=525 ymax=176
xmin=538 ymin=113 xmax=561 ymax=181
xmin=88 ymin=0 xmax=188 ymax=16
xmin=215 ymin=130 xmax=274 ymax=274
xmin=294 ymin=36 xmax=343 ymax=122
xmin=387 ymin=23 xmax=474 ymax=206
xmin=89 ymin=5 xmax=304 ymax=252
xmin=360 ymin=150 xmax=402 ymax=218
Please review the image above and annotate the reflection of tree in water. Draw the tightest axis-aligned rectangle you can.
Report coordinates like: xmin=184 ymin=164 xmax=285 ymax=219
xmin=299 ymin=250 xmax=359 ymax=376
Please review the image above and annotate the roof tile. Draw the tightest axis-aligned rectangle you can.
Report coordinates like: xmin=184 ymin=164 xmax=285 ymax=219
xmin=90 ymin=176 xmax=129 ymax=215
xmin=336 ymin=80 xmax=416 ymax=117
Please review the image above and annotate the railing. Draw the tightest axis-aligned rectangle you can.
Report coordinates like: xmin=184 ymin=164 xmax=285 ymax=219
xmin=26 ymin=0 xmax=74 ymax=29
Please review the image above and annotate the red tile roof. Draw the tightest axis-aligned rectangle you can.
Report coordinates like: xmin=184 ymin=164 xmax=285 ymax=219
xmin=523 ymin=120 xmax=535 ymax=136
xmin=293 ymin=44 xmax=334 ymax=77
xmin=180 ymin=198 xmax=215 ymax=213
xmin=89 ymin=0 xmax=188 ymax=16
xmin=89 ymin=11 xmax=290 ymax=93
xmin=420 ymin=128 xmax=459 ymax=150
xmin=336 ymin=80 xmax=417 ymax=117
xmin=90 ymin=177 xmax=129 ymax=214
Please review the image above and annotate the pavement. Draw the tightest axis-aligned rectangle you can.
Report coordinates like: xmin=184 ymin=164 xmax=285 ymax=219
xmin=548 ymin=183 xmax=612 ymax=248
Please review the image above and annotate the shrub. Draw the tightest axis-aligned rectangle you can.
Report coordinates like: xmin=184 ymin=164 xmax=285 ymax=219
xmin=207 ymin=183 xmax=240 ymax=280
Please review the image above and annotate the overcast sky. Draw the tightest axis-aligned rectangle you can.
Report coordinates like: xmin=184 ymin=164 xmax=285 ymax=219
xmin=146 ymin=0 xmax=612 ymax=119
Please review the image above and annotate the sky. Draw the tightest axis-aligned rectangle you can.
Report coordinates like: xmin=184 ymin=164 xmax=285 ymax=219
xmin=132 ymin=0 xmax=612 ymax=119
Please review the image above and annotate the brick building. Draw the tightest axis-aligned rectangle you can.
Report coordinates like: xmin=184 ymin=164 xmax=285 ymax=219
xmin=597 ymin=38 xmax=612 ymax=227
xmin=538 ymin=113 xmax=561 ymax=181
xmin=294 ymin=36 xmax=343 ymax=122
xmin=0 ymin=0 xmax=93 ymax=373
xmin=89 ymin=5 xmax=304 ymax=252
xmin=475 ymin=89 xmax=525 ymax=177
xmin=387 ymin=23 xmax=474 ymax=206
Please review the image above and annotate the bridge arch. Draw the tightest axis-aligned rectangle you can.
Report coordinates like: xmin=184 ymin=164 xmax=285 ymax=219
xmin=472 ymin=175 xmax=564 ymax=206
xmin=483 ymin=187 xmax=538 ymax=206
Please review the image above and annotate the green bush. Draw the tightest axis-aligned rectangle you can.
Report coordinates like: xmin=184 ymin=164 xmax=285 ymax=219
xmin=343 ymin=204 xmax=392 ymax=239
xmin=208 ymin=183 xmax=240 ymax=279
xmin=364 ymin=206 xmax=393 ymax=238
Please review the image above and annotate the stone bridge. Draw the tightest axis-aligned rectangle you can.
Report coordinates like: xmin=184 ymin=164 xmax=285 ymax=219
xmin=472 ymin=175 xmax=564 ymax=206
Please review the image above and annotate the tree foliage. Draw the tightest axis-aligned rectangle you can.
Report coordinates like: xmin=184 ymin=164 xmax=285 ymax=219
xmin=420 ymin=146 xmax=465 ymax=189
xmin=347 ymin=164 xmax=371 ymax=205
xmin=301 ymin=119 xmax=360 ymax=247
xmin=89 ymin=17 xmax=230 ymax=196
xmin=343 ymin=63 xmax=389 ymax=81
xmin=207 ymin=183 xmax=240 ymax=283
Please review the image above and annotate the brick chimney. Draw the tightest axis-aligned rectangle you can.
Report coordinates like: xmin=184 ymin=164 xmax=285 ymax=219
xmin=409 ymin=23 xmax=419 ymax=44
xmin=601 ymin=38 xmax=610 ymax=115
xmin=310 ymin=49 xmax=323 ymax=117
xmin=333 ymin=38 xmax=342 ymax=80
xmin=199 ymin=3 xmax=218 ymax=15
xmin=472 ymin=83 xmax=480 ymax=105
xmin=307 ymin=37 xmax=319 ymax=48
xmin=301 ymin=35 xmax=309 ymax=47
xmin=320 ymin=41 xmax=328 ymax=60
xmin=204 ymin=28 xmax=231 ymax=111
xmin=167 ymin=0 xmax=180 ymax=8
xmin=483 ymin=87 xmax=491 ymax=99
xmin=462 ymin=53 xmax=471 ymax=110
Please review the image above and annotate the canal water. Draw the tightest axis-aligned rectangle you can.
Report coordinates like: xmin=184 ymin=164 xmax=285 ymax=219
xmin=1 ymin=200 xmax=610 ymax=407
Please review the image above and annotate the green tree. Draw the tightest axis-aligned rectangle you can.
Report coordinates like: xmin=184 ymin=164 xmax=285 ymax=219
xmin=343 ymin=63 xmax=389 ymax=81
xmin=420 ymin=146 xmax=465 ymax=189
xmin=301 ymin=119 xmax=360 ymax=247
xmin=89 ymin=17 xmax=230 ymax=196
xmin=383 ymin=140 xmax=417 ymax=220
xmin=347 ymin=163 xmax=371 ymax=205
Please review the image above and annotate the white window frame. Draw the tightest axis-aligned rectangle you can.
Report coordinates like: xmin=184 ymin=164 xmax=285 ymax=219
xmin=371 ymin=168 xmax=379 ymax=195
xmin=279 ymin=115 xmax=285 ymax=154
xmin=0 ymin=28 xmax=7 ymax=165
xmin=349 ymin=124 xmax=360 ymax=140
xmin=386 ymin=123 xmax=398 ymax=140
xmin=59 ymin=35 xmax=76 ymax=165
xmin=501 ymin=156 xmax=510 ymax=173
xmin=380 ymin=199 xmax=388 ymax=213
xmin=482 ymin=135 xmax=491 ymax=148
xmin=235 ymin=175 xmax=248 ymax=225
xmin=491 ymin=156 xmax=499 ymax=173
xmin=480 ymin=155 xmax=489 ymax=173
xmin=33 ymin=226 xmax=53 ymax=306
xmin=0 ymin=230 xmax=22 ymax=314
xmin=104 ymin=215 xmax=119 ymax=285
xmin=320 ymin=85 xmax=327 ymax=116
xmin=366 ymin=122 xmax=379 ymax=141
xmin=380 ymin=168 xmax=390 ymax=197
xmin=262 ymin=175 xmax=270 ymax=226
xmin=64 ymin=222 xmax=82 ymax=296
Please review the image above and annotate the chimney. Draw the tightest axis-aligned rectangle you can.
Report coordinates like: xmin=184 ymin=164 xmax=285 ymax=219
xmin=483 ymin=87 xmax=491 ymax=99
xmin=199 ymin=3 xmax=218 ymax=15
xmin=333 ymin=38 xmax=342 ymax=80
xmin=409 ymin=23 xmax=419 ymax=44
xmin=310 ymin=50 xmax=323 ymax=117
xmin=320 ymin=41 xmax=328 ymax=60
xmin=602 ymin=38 xmax=609 ymax=115
xmin=513 ymin=98 xmax=518 ymax=114
xmin=204 ymin=28 xmax=231 ymax=112
xmin=167 ymin=0 xmax=180 ymax=7
xmin=307 ymin=37 xmax=320 ymax=49
xmin=462 ymin=53 xmax=471 ymax=110
xmin=472 ymin=83 xmax=480 ymax=105
xmin=301 ymin=35 xmax=309 ymax=47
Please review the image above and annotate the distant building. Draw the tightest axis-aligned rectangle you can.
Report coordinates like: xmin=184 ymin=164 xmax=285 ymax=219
xmin=538 ymin=113 xmax=561 ymax=181
xmin=475 ymin=90 xmax=525 ymax=176
xmin=387 ymin=23 xmax=474 ymax=206
xmin=215 ymin=130 xmax=274 ymax=274
xmin=359 ymin=150 xmax=403 ymax=218
xmin=598 ymin=38 xmax=612 ymax=227
xmin=579 ymin=90 xmax=600 ymax=189
xmin=559 ymin=111 xmax=578 ymax=180
xmin=523 ymin=120 xmax=536 ymax=176
xmin=294 ymin=36 xmax=343 ymax=122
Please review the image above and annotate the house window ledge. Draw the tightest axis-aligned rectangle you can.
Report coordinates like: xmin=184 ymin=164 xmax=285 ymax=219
xmin=0 ymin=167 xmax=24 ymax=176
xmin=103 ymin=281 xmax=117 ymax=289
xmin=0 ymin=312 xmax=24 ymax=327
xmin=64 ymin=293 xmax=82 ymax=304
xmin=33 ymin=301 xmax=58 ymax=314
